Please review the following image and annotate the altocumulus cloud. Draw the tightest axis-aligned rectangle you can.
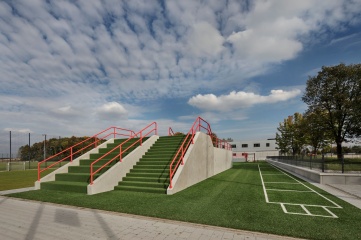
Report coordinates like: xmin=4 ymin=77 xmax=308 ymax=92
xmin=0 ymin=0 xmax=361 ymax=137
xmin=188 ymin=89 xmax=302 ymax=112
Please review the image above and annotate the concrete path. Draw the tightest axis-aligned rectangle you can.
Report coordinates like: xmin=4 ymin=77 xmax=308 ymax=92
xmin=0 ymin=196 xmax=302 ymax=240
xmin=0 ymin=187 xmax=34 ymax=196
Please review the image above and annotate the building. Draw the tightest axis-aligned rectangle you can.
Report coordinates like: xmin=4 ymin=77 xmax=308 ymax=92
xmin=230 ymin=139 xmax=279 ymax=161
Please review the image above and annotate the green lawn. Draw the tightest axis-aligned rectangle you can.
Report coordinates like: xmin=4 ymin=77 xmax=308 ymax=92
xmin=7 ymin=162 xmax=361 ymax=240
xmin=0 ymin=169 xmax=55 ymax=190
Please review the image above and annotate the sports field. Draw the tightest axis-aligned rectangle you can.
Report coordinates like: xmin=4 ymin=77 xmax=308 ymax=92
xmin=259 ymin=164 xmax=342 ymax=218
xmin=6 ymin=162 xmax=361 ymax=240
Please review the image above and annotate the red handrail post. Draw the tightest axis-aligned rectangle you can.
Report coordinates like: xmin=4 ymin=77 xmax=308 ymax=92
xmin=90 ymin=165 xmax=94 ymax=185
xmin=113 ymin=127 xmax=116 ymax=139
xmin=191 ymin=129 xmax=194 ymax=144
xmin=140 ymin=132 xmax=142 ymax=146
xmin=181 ymin=147 xmax=184 ymax=165
xmin=70 ymin=147 xmax=73 ymax=162
xmin=120 ymin=145 xmax=122 ymax=162
xmin=37 ymin=162 xmax=40 ymax=181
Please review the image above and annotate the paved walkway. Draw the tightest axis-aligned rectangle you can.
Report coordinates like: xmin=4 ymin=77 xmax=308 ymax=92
xmin=0 ymin=196 xmax=302 ymax=240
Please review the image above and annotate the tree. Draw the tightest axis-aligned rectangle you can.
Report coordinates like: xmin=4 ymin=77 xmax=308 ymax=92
xmin=173 ymin=132 xmax=185 ymax=136
xmin=276 ymin=113 xmax=306 ymax=155
xmin=303 ymin=110 xmax=332 ymax=154
xmin=302 ymin=63 xmax=361 ymax=160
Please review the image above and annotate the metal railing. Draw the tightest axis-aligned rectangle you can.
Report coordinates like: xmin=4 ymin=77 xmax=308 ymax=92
xmin=89 ymin=122 xmax=157 ymax=185
xmin=168 ymin=127 xmax=174 ymax=136
xmin=267 ymin=155 xmax=361 ymax=173
xmin=37 ymin=127 xmax=136 ymax=181
xmin=168 ymin=117 xmax=231 ymax=189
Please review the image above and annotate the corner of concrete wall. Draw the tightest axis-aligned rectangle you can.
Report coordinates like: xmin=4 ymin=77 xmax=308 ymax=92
xmin=34 ymin=139 xmax=114 ymax=190
xmin=87 ymin=135 xmax=159 ymax=195
xmin=167 ymin=132 xmax=232 ymax=195
xmin=213 ymin=147 xmax=233 ymax=175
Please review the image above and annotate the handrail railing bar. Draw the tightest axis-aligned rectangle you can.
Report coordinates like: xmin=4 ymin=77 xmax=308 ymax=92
xmin=169 ymin=116 xmax=233 ymax=188
xmin=38 ymin=126 xmax=136 ymax=181
xmin=90 ymin=122 xmax=157 ymax=185
xmin=168 ymin=127 xmax=174 ymax=136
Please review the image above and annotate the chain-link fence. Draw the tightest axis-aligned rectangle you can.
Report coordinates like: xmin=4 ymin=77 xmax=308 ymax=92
xmin=0 ymin=130 xmax=64 ymax=171
xmin=267 ymin=155 xmax=361 ymax=173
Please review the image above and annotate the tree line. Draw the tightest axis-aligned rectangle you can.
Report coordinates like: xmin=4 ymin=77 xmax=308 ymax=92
xmin=18 ymin=136 xmax=96 ymax=161
xmin=276 ymin=63 xmax=361 ymax=160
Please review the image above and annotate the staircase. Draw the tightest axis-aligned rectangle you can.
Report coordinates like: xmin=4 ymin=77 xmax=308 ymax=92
xmin=41 ymin=138 xmax=145 ymax=193
xmin=114 ymin=135 xmax=187 ymax=194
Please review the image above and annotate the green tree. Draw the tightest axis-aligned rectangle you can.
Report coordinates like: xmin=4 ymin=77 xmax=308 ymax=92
xmin=276 ymin=113 xmax=306 ymax=155
xmin=303 ymin=110 xmax=332 ymax=154
xmin=302 ymin=63 xmax=361 ymax=160
xmin=173 ymin=132 xmax=185 ymax=136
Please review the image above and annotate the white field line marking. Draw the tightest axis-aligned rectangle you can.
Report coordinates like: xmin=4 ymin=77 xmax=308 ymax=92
xmin=258 ymin=164 xmax=269 ymax=203
xmin=262 ymin=173 xmax=284 ymax=175
xmin=323 ymin=206 xmax=338 ymax=218
xmin=264 ymin=182 xmax=302 ymax=184
xmin=281 ymin=203 xmax=337 ymax=218
xmin=266 ymin=189 xmax=313 ymax=193
xmin=301 ymin=205 xmax=311 ymax=215
xmin=268 ymin=164 xmax=342 ymax=209
xmin=258 ymin=164 xmax=342 ymax=218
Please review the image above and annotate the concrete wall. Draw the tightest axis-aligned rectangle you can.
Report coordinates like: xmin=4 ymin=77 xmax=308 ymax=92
xmin=267 ymin=159 xmax=361 ymax=185
xmin=87 ymin=136 xmax=158 ymax=195
xmin=167 ymin=132 xmax=232 ymax=195
xmin=35 ymin=139 xmax=112 ymax=190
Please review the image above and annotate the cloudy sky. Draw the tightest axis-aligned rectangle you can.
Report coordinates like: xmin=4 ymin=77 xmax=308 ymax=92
xmin=1 ymin=0 xmax=361 ymax=153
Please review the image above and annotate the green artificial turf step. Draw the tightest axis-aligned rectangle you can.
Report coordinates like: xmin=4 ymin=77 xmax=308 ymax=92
xmin=40 ymin=136 xmax=145 ymax=193
xmin=55 ymin=173 xmax=101 ymax=182
xmin=126 ymin=172 xmax=170 ymax=178
xmin=118 ymin=181 xmax=167 ymax=189
xmin=114 ymin=135 xmax=188 ymax=194
xmin=114 ymin=185 xmax=166 ymax=194
xmin=41 ymin=181 xmax=88 ymax=193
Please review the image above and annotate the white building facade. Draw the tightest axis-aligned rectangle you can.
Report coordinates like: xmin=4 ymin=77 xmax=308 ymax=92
xmin=230 ymin=139 xmax=279 ymax=161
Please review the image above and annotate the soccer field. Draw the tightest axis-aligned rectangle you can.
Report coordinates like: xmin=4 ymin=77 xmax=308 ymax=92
xmin=259 ymin=164 xmax=342 ymax=218
xmin=7 ymin=162 xmax=361 ymax=240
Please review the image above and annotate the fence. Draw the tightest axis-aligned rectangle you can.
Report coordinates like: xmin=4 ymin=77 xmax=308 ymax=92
xmin=0 ymin=130 xmax=78 ymax=171
xmin=267 ymin=155 xmax=361 ymax=173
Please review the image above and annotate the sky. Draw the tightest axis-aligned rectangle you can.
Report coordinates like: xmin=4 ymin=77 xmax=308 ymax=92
xmin=1 ymin=0 xmax=361 ymax=154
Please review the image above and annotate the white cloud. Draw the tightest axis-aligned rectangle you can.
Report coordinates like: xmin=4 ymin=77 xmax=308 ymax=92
xmin=0 ymin=0 xmax=360 ymax=150
xmin=4 ymin=128 xmax=33 ymax=133
xmin=187 ymin=22 xmax=224 ymax=57
xmin=188 ymin=89 xmax=302 ymax=112
xmin=96 ymin=102 xmax=128 ymax=121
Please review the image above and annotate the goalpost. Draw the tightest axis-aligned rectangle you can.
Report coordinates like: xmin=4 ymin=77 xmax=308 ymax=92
xmin=7 ymin=161 xmax=27 ymax=171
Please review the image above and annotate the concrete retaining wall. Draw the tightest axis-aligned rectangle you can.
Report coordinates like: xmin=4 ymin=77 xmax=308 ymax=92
xmin=167 ymin=132 xmax=232 ymax=195
xmin=35 ymin=139 xmax=112 ymax=190
xmin=267 ymin=159 xmax=361 ymax=185
xmin=87 ymin=136 xmax=158 ymax=195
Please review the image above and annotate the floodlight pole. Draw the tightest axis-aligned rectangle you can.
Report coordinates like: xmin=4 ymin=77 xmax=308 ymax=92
xmin=9 ymin=131 xmax=11 ymax=171
xmin=42 ymin=134 xmax=47 ymax=160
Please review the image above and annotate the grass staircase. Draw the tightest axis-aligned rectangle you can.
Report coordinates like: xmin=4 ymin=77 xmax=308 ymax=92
xmin=41 ymin=137 xmax=146 ymax=193
xmin=114 ymin=135 xmax=188 ymax=194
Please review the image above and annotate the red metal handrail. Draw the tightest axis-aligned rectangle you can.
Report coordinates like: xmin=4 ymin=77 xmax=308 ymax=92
xmin=168 ymin=117 xmax=231 ymax=189
xmin=37 ymin=127 xmax=136 ymax=181
xmin=89 ymin=122 xmax=157 ymax=185
xmin=168 ymin=127 xmax=174 ymax=136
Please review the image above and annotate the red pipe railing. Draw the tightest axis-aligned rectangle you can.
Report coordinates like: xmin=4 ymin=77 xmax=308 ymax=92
xmin=168 ymin=117 xmax=231 ymax=189
xmin=168 ymin=127 xmax=174 ymax=136
xmin=89 ymin=122 xmax=157 ymax=185
xmin=37 ymin=127 xmax=136 ymax=181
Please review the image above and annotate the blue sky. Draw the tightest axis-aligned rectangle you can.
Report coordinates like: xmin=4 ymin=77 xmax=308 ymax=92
xmin=1 ymin=0 xmax=361 ymax=152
